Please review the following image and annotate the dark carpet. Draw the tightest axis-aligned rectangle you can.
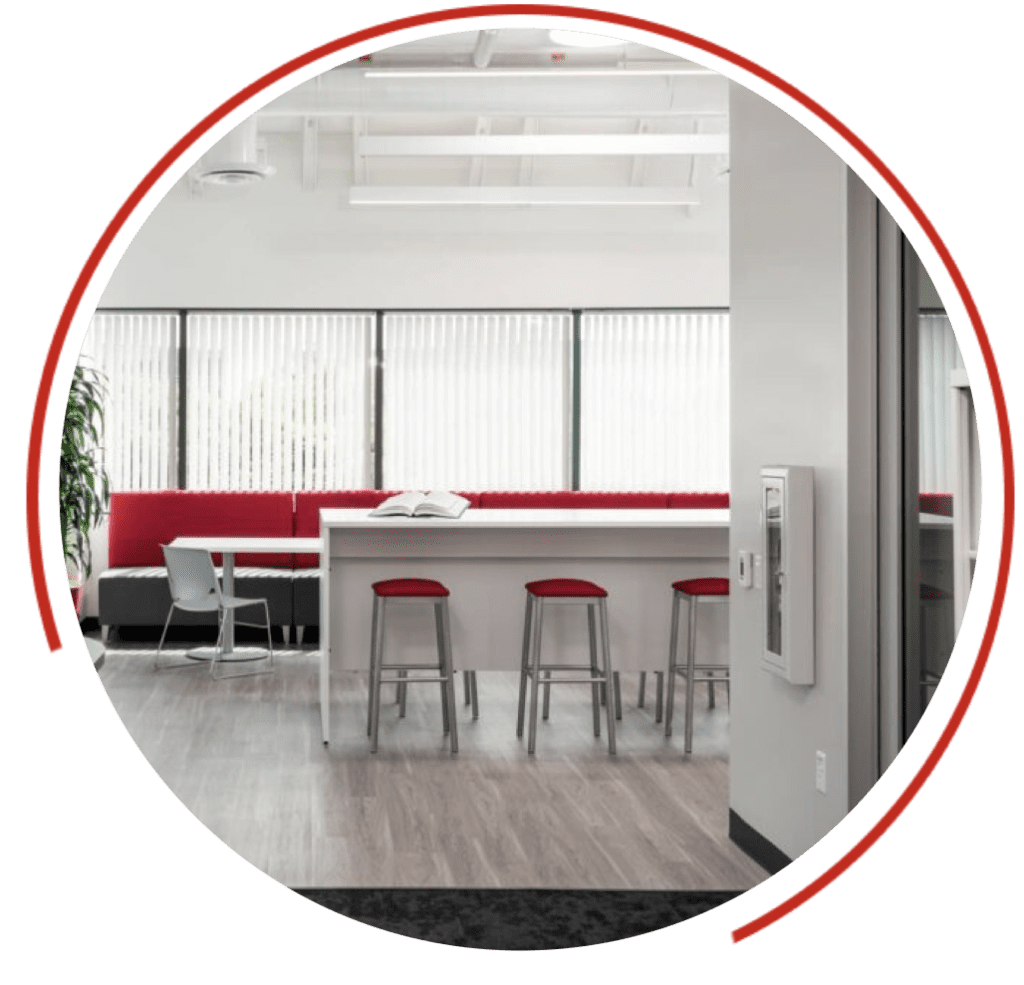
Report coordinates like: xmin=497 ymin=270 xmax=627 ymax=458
xmin=292 ymin=888 xmax=743 ymax=949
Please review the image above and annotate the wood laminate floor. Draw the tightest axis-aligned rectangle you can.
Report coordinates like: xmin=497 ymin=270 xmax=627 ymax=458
xmin=96 ymin=640 xmax=768 ymax=891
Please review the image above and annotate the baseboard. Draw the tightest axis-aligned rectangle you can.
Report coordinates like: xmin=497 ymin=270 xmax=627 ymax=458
xmin=729 ymin=810 xmax=792 ymax=875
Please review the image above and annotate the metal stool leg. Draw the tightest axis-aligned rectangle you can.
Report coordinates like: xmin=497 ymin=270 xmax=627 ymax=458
xmin=516 ymin=594 xmax=533 ymax=739
xmin=369 ymin=598 xmax=386 ymax=753
xmin=470 ymin=670 xmax=479 ymax=720
xmin=613 ymin=670 xmax=622 ymax=721
xmin=542 ymin=670 xmax=552 ymax=720
xmin=684 ymin=594 xmax=699 ymax=755
xmin=638 ymin=670 xmax=647 ymax=708
xmin=527 ymin=599 xmax=544 ymax=755
xmin=655 ymin=671 xmax=664 ymax=723
xmin=665 ymin=591 xmax=681 ymax=736
xmin=708 ymin=673 xmax=716 ymax=709
xmin=588 ymin=604 xmax=601 ymax=738
xmin=464 ymin=669 xmax=471 ymax=706
xmin=439 ymin=599 xmax=458 ymax=754
xmin=398 ymin=670 xmax=407 ymax=718
xmin=434 ymin=603 xmax=450 ymax=736
xmin=599 ymin=599 xmax=616 ymax=755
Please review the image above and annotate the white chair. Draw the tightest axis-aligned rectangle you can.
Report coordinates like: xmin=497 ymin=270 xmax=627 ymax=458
xmin=155 ymin=545 xmax=274 ymax=679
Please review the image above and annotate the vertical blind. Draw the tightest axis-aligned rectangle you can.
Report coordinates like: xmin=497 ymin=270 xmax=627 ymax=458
xmin=186 ymin=312 xmax=373 ymax=490
xmin=382 ymin=311 xmax=572 ymax=490
xmin=80 ymin=311 xmax=179 ymax=491
xmin=919 ymin=312 xmax=963 ymax=494
xmin=580 ymin=310 xmax=729 ymax=491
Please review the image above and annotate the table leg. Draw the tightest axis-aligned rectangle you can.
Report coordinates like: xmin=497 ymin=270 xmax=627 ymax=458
xmin=222 ymin=552 xmax=235 ymax=655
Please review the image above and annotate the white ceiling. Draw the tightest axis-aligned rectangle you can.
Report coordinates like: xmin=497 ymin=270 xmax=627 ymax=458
xmin=194 ymin=28 xmax=729 ymax=209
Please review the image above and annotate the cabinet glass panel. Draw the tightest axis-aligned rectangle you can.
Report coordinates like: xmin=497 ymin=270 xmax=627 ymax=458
xmin=765 ymin=483 xmax=783 ymax=658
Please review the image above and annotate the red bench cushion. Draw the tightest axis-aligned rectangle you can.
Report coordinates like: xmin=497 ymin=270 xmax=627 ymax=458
xmin=108 ymin=491 xmax=295 ymax=569
xmin=667 ymin=492 xmax=730 ymax=509
xmin=920 ymin=493 xmax=953 ymax=517
xmin=373 ymin=578 xmax=450 ymax=598
xmin=478 ymin=491 xmax=671 ymax=510
xmin=526 ymin=578 xmax=608 ymax=598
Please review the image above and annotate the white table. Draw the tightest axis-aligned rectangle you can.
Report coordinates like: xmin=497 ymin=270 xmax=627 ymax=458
xmin=318 ymin=508 xmax=729 ymax=744
xmin=170 ymin=536 xmax=322 ymax=655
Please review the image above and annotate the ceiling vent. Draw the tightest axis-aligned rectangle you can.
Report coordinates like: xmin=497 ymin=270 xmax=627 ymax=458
xmin=194 ymin=118 xmax=274 ymax=186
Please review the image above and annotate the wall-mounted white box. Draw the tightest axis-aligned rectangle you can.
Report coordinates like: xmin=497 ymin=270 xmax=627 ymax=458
xmin=760 ymin=465 xmax=815 ymax=685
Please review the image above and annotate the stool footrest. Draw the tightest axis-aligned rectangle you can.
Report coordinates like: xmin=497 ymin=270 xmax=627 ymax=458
xmin=528 ymin=675 xmax=612 ymax=685
xmin=379 ymin=675 xmax=449 ymax=685
xmin=381 ymin=662 xmax=451 ymax=671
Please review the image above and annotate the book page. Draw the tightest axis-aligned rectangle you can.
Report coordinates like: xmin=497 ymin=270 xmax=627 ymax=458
xmin=369 ymin=491 xmax=425 ymax=517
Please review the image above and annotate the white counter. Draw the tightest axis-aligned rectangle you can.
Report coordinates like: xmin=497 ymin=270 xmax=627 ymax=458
xmin=317 ymin=508 xmax=729 ymax=744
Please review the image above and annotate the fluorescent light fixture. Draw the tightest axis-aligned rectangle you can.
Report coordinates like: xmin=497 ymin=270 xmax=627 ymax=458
xmin=358 ymin=133 xmax=729 ymax=157
xmin=362 ymin=66 xmax=716 ymax=79
xmin=349 ymin=185 xmax=701 ymax=206
xmin=548 ymin=30 xmax=623 ymax=48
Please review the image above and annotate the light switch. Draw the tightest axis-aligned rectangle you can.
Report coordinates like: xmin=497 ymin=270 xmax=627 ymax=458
xmin=738 ymin=550 xmax=752 ymax=588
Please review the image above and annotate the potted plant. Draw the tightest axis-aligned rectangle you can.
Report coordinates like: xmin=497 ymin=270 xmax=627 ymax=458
xmin=60 ymin=363 xmax=110 ymax=618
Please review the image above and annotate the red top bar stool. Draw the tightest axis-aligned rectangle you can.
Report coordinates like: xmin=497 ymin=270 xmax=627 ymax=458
xmin=367 ymin=578 xmax=458 ymax=755
xmin=516 ymin=578 xmax=616 ymax=755
xmin=664 ymin=577 xmax=730 ymax=754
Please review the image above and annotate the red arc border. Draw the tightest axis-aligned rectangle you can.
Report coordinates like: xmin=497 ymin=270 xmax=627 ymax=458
xmin=28 ymin=3 xmax=1014 ymax=946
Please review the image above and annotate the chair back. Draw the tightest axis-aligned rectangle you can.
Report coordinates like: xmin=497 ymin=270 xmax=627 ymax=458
xmin=161 ymin=545 xmax=221 ymax=605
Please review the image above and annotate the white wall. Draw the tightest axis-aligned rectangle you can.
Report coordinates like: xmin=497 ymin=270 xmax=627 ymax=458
xmin=99 ymin=133 xmax=729 ymax=310
xmin=728 ymin=86 xmax=877 ymax=858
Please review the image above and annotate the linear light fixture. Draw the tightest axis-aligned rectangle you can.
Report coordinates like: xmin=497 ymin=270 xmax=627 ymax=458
xmin=362 ymin=66 xmax=717 ymax=79
xmin=349 ymin=186 xmax=701 ymax=206
xmin=358 ymin=133 xmax=729 ymax=157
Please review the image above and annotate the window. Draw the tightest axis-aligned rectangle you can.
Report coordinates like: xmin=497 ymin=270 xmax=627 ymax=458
xmin=80 ymin=311 xmax=179 ymax=491
xmin=186 ymin=312 xmax=374 ymax=490
xmin=918 ymin=312 xmax=962 ymax=494
xmin=382 ymin=311 xmax=572 ymax=490
xmin=579 ymin=310 xmax=729 ymax=491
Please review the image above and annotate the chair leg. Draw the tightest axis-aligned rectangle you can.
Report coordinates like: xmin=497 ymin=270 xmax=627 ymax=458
xmin=464 ymin=670 xmax=471 ymax=706
xmin=296 ymin=625 xmax=305 ymax=647
xmin=638 ymin=670 xmax=646 ymax=708
xmin=665 ymin=591 xmax=681 ymax=736
xmin=369 ymin=598 xmax=386 ymax=753
xmin=542 ymin=670 xmax=552 ymax=721
xmin=154 ymin=605 xmax=176 ymax=671
xmin=684 ymin=594 xmax=699 ymax=755
xmin=210 ymin=609 xmax=226 ymax=680
xmin=398 ymin=671 xmax=407 ymax=718
xmin=469 ymin=670 xmax=479 ymax=720
xmin=599 ymin=599 xmax=616 ymax=755
xmin=264 ymin=600 xmax=274 ymax=672
xmin=655 ymin=671 xmax=664 ymax=723
xmin=282 ymin=625 xmax=290 ymax=646
xmin=588 ymin=604 xmax=601 ymax=738
xmin=527 ymin=599 xmax=544 ymax=755
xmin=439 ymin=600 xmax=458 ymax=754
xmin=708 ymin=675 xmax=716 ymax=710
xmin=101 ymin=625 xmax=110 ymax=644
xmin=613 ymin=670 xmax=622 ymax=721
xmin=516 ymin=594 xmax=533 ymax=739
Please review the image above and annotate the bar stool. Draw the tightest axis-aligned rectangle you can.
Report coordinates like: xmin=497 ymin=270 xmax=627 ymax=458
xmin=367 ymin=578 xmax=458 ymax=755
xmin=517 ymin=578 xmax=616 ymax=755
xmin=665 ymin=577 xmax=730 ymax=754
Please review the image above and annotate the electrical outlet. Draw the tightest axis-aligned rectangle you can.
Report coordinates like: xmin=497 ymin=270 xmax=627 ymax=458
xmin=815 ymin=751 xmax=827 ymax=794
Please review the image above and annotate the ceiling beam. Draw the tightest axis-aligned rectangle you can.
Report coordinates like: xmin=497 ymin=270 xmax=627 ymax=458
xmin=358 ymin=133 xmax=728 ymax=157
xmin=257 ymin=72 xmax=728 ymax=119
xmin=348 ymin=186 xmax=701 ymax=206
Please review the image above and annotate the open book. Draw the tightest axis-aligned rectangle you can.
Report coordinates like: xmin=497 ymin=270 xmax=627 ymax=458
xmin=369 ymin=490 xmax=471 ymax=519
